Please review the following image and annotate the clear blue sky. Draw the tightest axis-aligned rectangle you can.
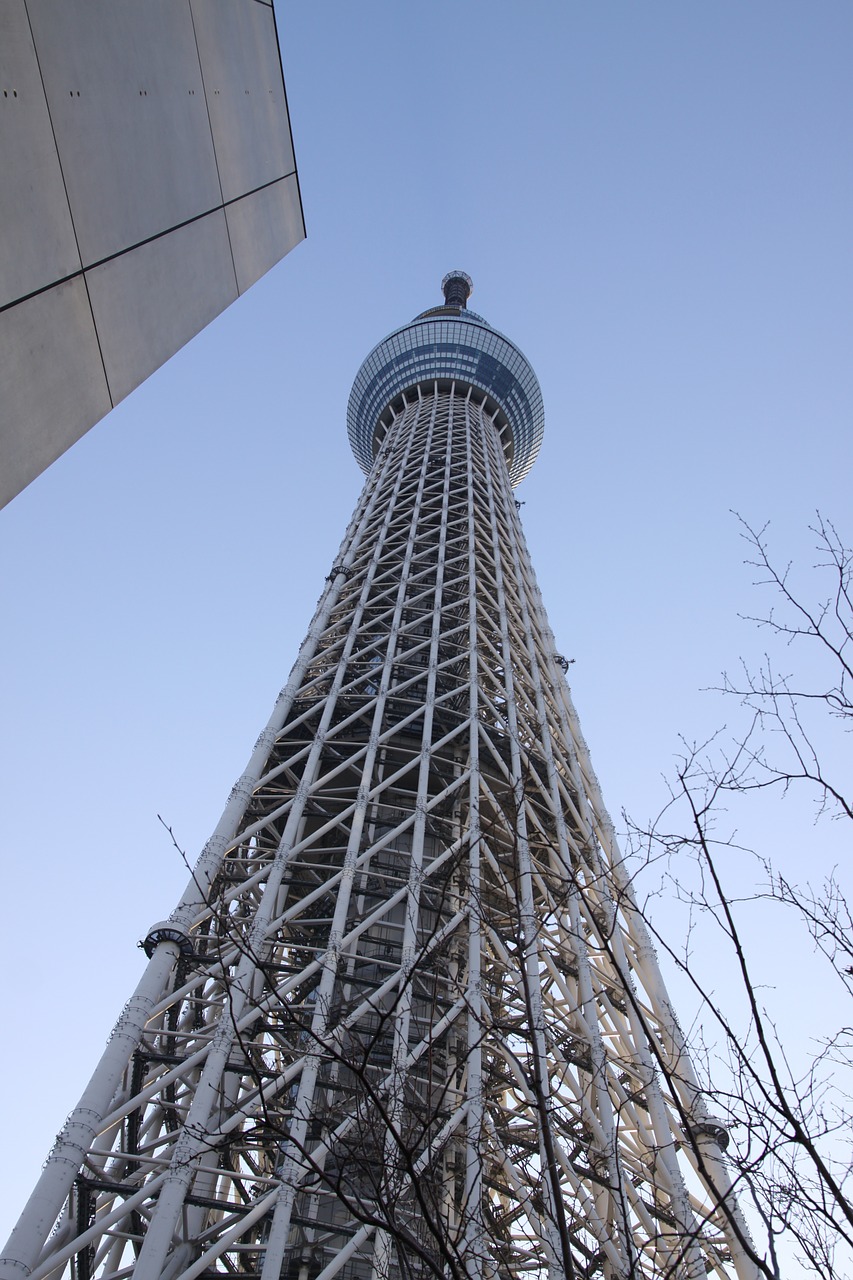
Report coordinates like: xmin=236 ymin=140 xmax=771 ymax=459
xmin=1 ymin=3 xmax=851 ymax=1260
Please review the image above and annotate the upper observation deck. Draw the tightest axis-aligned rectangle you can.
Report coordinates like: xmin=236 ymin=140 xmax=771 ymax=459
xmin=347 ymin=272 xmax=544 ymax=487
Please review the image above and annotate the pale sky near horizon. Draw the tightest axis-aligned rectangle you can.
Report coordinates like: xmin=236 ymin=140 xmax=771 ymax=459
xmin=1 ymin=4 xmax=851 ymax=1267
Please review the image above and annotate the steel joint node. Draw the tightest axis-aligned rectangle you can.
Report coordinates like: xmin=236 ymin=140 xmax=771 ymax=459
xmin=141 ymin=921 xmax=193 ymax=959
xmin=689 ymin=1119 xmax=730 ymax=1151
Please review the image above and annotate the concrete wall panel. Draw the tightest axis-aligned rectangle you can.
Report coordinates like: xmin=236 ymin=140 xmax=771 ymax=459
xmin=0 ymin=1 xmax=81 ymax=302
xmin=227 ymin=174 xmax=304 ymax=294
xmin=190 ymin=0 xmax=295 ymax=204
xmin=26 ymin=0 xmax=222 ymax=266
xmin=87 ymin=211 xmax=238 ymax=405
xmin=0 ymin=280 xmax=111 ymax=509
xmin=2 ymin=0 xmax=303 ymax=509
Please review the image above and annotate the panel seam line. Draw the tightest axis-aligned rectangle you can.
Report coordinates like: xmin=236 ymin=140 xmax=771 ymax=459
xmin=0 ymin=170 xmax=298 ymax=319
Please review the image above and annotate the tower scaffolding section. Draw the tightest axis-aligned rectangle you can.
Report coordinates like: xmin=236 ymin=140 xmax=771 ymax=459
xmin=0 ymin=274 xmax=758 ymax=1280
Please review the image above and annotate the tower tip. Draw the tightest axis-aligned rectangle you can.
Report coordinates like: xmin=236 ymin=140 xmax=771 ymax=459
xmin=441 ymin=271 xmax=473 ymax=308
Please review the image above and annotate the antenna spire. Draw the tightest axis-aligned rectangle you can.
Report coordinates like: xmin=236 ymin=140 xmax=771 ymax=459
xmin=441 ymin=270 xmax=473 ymax=307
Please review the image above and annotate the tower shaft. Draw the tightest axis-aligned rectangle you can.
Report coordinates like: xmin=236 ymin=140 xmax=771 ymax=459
xmin=2 ymin=291 xmax=756 ymax=1280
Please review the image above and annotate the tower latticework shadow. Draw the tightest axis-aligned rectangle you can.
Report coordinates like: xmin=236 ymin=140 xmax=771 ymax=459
xmin=1 ymin=275 xmax=758 ymax=1280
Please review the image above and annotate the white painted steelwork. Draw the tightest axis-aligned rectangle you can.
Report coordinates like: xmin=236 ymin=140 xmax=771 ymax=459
xmin=1 ymin=281 xmax=757 ymax=1280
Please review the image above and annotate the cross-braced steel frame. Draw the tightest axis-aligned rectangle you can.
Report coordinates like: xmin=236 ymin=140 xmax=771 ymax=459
xmin=1 ymin=285 xmax=758 ymax=1280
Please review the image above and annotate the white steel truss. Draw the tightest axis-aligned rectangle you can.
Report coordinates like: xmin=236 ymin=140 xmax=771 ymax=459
xmin=2 ymin=296 xmax=758 ymax=1280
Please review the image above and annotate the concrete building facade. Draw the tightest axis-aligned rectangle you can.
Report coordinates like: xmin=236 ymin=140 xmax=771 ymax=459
xmin=0 ymin=0 xmax=304 ymax=509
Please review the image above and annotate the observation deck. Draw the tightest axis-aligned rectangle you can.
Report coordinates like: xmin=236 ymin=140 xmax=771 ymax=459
xmin=347 ymin=272 xmax=544 ymax=486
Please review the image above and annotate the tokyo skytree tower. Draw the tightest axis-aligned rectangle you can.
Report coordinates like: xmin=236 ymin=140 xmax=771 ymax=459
xmin=1 ymin=274 xmax=758 ymax=1280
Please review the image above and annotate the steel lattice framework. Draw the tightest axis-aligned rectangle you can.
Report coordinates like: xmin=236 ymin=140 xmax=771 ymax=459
xmin=1 ymin=276 xmax=758 ymax=1280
